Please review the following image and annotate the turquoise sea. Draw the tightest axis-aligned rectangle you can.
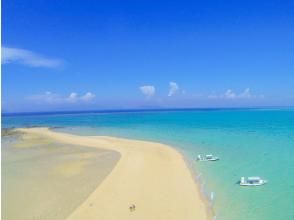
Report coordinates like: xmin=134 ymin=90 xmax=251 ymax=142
xmin=3 ymin=108 xmax=294 ymax=220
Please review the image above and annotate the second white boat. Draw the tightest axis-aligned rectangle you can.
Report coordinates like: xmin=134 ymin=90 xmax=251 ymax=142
xmin=239 ymin=177 xmax=267 ymax=186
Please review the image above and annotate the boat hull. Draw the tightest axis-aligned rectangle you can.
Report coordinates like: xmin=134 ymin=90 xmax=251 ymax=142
xmin=240 ymin=180 xmax=267 ymax=186
xmin=197 ymin=157 xmax=219 ymax=162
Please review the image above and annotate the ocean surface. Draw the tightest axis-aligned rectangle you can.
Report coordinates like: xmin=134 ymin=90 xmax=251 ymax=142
xmin=3 ymin=108 xmax=294 ymax=220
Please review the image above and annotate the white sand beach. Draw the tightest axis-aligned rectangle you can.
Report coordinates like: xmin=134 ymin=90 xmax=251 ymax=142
xmin=17 ymin=127 xmax=208 ymax=220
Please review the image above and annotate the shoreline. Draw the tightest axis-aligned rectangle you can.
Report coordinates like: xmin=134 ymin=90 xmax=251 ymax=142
xmin=180 ymin=150 xmax=216 ymax=219
xmin=16 ymin=127 xmax=208 ymax=220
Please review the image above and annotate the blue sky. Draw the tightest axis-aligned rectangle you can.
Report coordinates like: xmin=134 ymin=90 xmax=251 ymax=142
xmin=2 ymin=0 xmax=294 ymax=112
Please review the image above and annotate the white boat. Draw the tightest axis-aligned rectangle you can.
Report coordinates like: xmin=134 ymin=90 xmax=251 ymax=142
xmin=197 ymin=154 xmax=219 ymax=161
xmin=239 ymin=177 xmax=267 ymax=186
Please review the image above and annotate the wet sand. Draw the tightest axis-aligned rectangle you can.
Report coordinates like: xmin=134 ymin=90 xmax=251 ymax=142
xmin=2 ymin=131 xmax=120 ymax=220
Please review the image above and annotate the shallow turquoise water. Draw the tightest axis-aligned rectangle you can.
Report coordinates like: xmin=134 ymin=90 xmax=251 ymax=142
xmin=3 ymin=109 xmax=294 ymax=220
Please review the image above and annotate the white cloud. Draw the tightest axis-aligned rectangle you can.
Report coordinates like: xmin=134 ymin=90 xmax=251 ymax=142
xmin=27 ymin=91 xmax=96 ymax=104
xmin=224 ymin=89 xmax=237 ymax=99
xmin=139 ymin=85 xmax=155 ymax=98
xmin=168 ymin=81 xmax=179 ymax=96
xmin=209 ymin=88 xmax=261 ymax=99
xmin=27 ymin=91 xmax=61 ymax=104
xmin=67 ymin=92 xmax=79 ymax=102
xmin=80 ymin=92 xmax=96 ymax=101
xmin=239 ymin=88 xmax=251 ymax=98
xmin=2 ymin=47 xmax=62 ymax=68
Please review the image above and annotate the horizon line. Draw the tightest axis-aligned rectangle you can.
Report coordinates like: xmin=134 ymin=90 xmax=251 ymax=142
xmin=2 ymin=106 xmax=294 ymax=117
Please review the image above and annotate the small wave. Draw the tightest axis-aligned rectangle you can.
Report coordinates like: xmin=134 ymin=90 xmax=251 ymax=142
xmin=194 ymin=172 xmax=218 ymax=220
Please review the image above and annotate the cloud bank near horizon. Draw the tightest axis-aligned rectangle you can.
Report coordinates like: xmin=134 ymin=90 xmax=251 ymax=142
xmin=27 ymin=91 xmax=96 ymax=104
xmin=208 ymin=88 xmax=264 ymax=100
